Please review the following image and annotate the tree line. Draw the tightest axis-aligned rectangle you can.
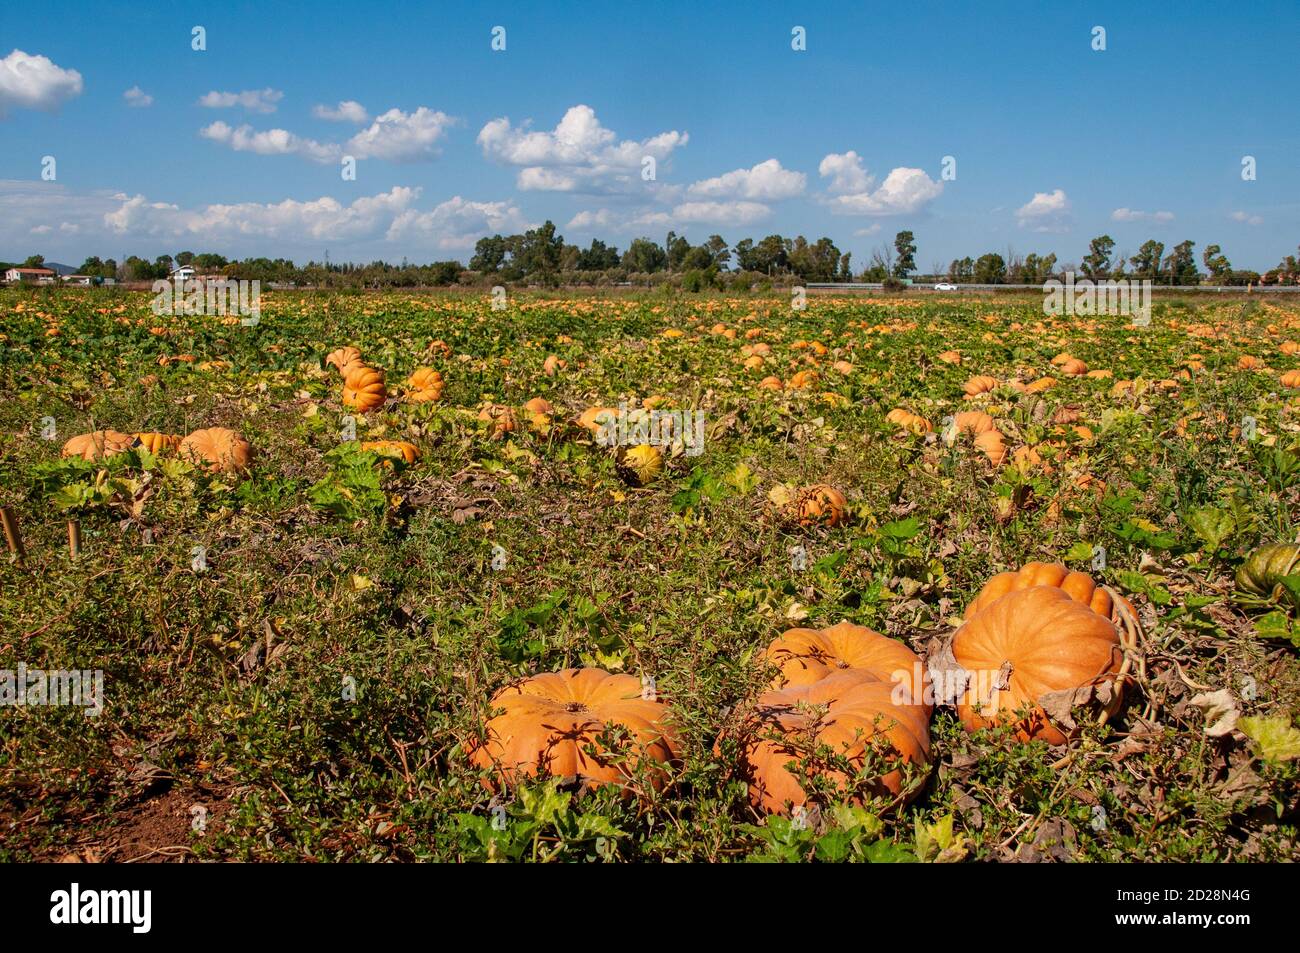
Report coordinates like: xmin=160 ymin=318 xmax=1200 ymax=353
xmin=6 ymin=227 xmax=1299 ymax=289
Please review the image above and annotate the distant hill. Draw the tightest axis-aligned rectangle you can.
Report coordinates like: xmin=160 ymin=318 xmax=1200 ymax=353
xmin=45 ymin=262 xmax=78 ymax=276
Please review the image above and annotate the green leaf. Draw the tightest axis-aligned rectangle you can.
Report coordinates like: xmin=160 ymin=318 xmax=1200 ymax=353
xmin=1239 ymin=716 xmax=1300 ymax=762
xmin=1254 ymin=611 xmax=1295 ymax=643
xmin=1185 ymin=505 xmax=1235 ymax=553
xmin=1065 ymin=541 xmax=1094 ymax=562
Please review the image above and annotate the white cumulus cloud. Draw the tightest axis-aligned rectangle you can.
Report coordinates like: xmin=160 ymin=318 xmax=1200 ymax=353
xmin=1015 ymin=189 xmax=1071 ymax=232
xmin=387 ymin=196 xmax=532 ymax=249
xmin=820 ymin=154 xmax=943 ymax=216
xmin=197 ymin=88 xmax=283 ymax=113
xmin=200 ymin=121 xmax=340 ymax=163
xmin=1111 ymin=207 xmax=1174 ymax=224
xmin=123 ymin=85 xmax=153 ymax=108
xmin=313 ymin=100 xmax=368 ymax=122
xmin=0 ymin=49 xmax=83 ymax=116
xmin=478 ymin=104 xmax=687 ymax=194
xmin=1231 ymin=210 xmax=1263 ymax=226
xmin=687 ymin=159 xmax=805 ymax=201
xmin=345 ymin=107 xmax=454 ymax=161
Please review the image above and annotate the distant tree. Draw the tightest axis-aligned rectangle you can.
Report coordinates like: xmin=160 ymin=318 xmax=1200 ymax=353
xmin=623 ymin=237 xmax=667 ymax=273
xmin=1163 ymin=239 xmax=1199 ymax=285
xmin=974 ymin=252 xmax=1007 ymax=284
xmin=174 ymin=251 xmax=195 ymax=266
xmin=470 ymin=235 xmax=508 ymax=273
xmin=1080 ymin=235 xmax=1115 ymax=278
xmin=1128 ymin=240 xmax=1165 ymax=280
xmin=576 ymin=239 xmax=620 ymax=271
xmin=892 ymin=230 xmax=917 ymax=278
xmin=703 ymin=235 xmax=730 ymax=269
xmin=22 ymin=254 xmax=45 ymax=269
xmin=1202 ymin=243 xmax=1231 ymax=280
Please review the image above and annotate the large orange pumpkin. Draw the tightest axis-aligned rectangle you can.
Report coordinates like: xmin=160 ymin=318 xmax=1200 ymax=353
xmin=763 ymin=621 xmax=929 ymax=711
xmin=952 ymin=586 xmax=1124 ymax=744
xmin=360 ymin=440 xmax=420 ymax=465
xmin=733 ymin=670 xmax=931 ymax=813
xmin=468 ymin=668 xmax=680 ymax=791
xmin=133 ymin=432 xmax=183 ymax=454
xmin=179 ymin=427 xmax=252 ymax=475
xmin=61 ymin=430 xmax=136 ymax=460
xmin=341 ymin=364 xmax=387 ymax=412
xmin=965 ymin=561 xmax=1132 ymax=623
xmin=963 ymin=375 xmax=998 ymax=398
xmin=404 ymin=367 xmax=444 ymax=403
xmin=885 ymin=408 xmax=933 ymax=435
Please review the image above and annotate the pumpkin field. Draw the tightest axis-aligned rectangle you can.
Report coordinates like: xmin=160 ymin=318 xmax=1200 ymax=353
xmin=2 ymin=286 xmax=1299 ymax=863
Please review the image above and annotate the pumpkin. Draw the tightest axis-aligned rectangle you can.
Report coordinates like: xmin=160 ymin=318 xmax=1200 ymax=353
xmin=787 ymin=370 xmax=819 ymax=390
xmin=577 ymin=406 xmax=617 ymax=436
xmin=133 ymin=432 xmax=182 ymax=454
xmin=179 ymin=427 xmax=251 ymax=475
xmin=341 ymin=364 xmax=387 ymax=412
xmin=763 ymin=621 xmax=929 ymax=709
xmin=523 ymin=397 xmax=553 ymax=416
xmin=963 ymin=375 xmax=998 ymax=398
xmin=468 ymin=668 xmax=680 ymax=791
xmin=743 ymin=355 xmax=764 ymax=370
xmin=616 ymin=443 xmax=663 ymax=486
xmin=732 ymin=669 xmax=931 ymax=813
xmin=783 ymin=484 xmax=848 ymax=527
xmin=61 ymin=430 xmax=135 ymax=460
xmin=952 ymin=586 xmax=1125 ymax=745
xmin=1281 ymin=342 xmax=1300 ymax=355
xmin=832 ymin=360 xmax=854 ymax=375
xmin=965 ymin=561 xmax=1133 ymax=624
xmin=405 ymin=367 xmax=444 ymax=402
xmin=325 ymin=346 xmax=362 ymax=374
xmin=1281 ymin=370 xmax=1300 ymax=388
xmin=949 ymin=411 xmax=996 ymax=436
xmin=1057 ymin=358 xmax=1088 ymax=376
xmin=937 ymin=350 xmax=962 ymax=365
xmin=478 ymin=404 xmax=518 ymax=440
xmin=360 ymin=440 xmax=420 ymax=465
xmin=758 ymin=375 xmax=783 ymax=391
xmin=1236 ymin=543 xmax=1300 ymax=596
xmin=885 ymin=408 xmax=933 ymax=435
xmin=1025 ymin=376 xmax=1057 ymax=394
xmin=1237 ymin=355 xmax=1262 ymax=370
xmin=974 ymin=430 xmax=1008 ymax=466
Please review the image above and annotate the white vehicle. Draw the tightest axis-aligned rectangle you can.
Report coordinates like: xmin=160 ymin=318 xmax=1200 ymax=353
xmin=934 ymin=283 xmax=958 ymax=291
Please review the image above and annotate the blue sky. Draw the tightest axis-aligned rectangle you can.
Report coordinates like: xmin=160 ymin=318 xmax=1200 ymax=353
xmin=1 ymin=0 xmax=1295 ymax=270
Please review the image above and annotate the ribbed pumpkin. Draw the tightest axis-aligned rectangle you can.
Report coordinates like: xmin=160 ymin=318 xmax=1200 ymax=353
xmin=965 ymin=561 xmax=1131 ymax=623
xmin=61 ymin=430 xmax=135 ymax=460
xmin=468 ymin=668 xmax=680 ymax=791
xmin=885 ymin=408 xmax=933 ymax=434
xmin=404 ymin=367 xmax=444 ymax=403
xmin=341 ymin=365 xmax=387 ymax=412
xmin=963 ymin=375 xmax=998 ymax=398
xmin=758 ymin=375 xmax=783 ymax=391
xmin=733 ymin=670 xmax=931 ymax=814
xmin=787 ymin=370 xmax=819 ymax=390
xmin=784 ymin=484 xmax=848 ymax=527
xmin=133 ymin=432 xmax=183 ymax=454
xmin=179 ymin=427 xmax=251 ymax=475
xmin=1280 ymin=370 xmax=1300 ymax=388
xmin=325 ymin=346 xmax=362 ymax=375
xmin=360 ymin=440 xmax=420 ymax=465
xmin=937 ymin=350 xmax=962 ymax=365
xmin=763 ymin=621 xmax=929 ymax=710
xmin=949 ymin=411 xmax=996 ymax=437
xmin=1236 ymin=543 xmax=1300 ymax=596
xmin=952 ymin=586 xmax=1124 ymax=744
